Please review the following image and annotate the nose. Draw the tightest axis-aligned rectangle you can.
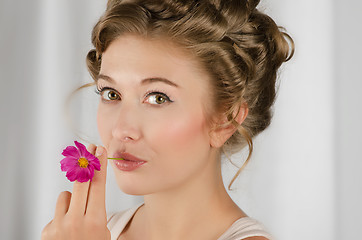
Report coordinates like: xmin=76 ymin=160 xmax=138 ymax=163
xmin=111 ymin=106 xmax=141 ymax=142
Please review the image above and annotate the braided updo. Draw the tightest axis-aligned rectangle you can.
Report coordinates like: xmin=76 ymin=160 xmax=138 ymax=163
xmin=85 ymin=0 xmax=294 ymax=188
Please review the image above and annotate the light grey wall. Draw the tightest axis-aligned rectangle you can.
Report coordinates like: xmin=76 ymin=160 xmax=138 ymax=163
xmin=1 ymin=1 xmax=42 ymax=239
xmin=334 ymin=0 xmax=362 ymax=239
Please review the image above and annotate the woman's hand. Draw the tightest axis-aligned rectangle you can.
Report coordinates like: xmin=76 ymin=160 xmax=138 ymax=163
xmin=41 ymin=144 xmax=111 ymax=240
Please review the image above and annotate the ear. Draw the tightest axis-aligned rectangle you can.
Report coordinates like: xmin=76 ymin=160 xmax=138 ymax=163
xmin=209 ymin=104 xmax=248 ymax=148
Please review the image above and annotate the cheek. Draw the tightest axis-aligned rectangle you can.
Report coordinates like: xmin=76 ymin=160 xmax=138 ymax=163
xmin=148 ymin=108 xmax=210 ymax=154
xmin=166 ymin=119 xmax=203 ymax=147
xmin=97 ymin=105 xmax=111 ymax=146
xmin=143 ymin=108 xmax=212 ymax=190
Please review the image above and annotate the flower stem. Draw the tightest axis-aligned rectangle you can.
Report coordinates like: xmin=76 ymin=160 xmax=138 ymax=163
xmin=107 ymin=157 xmax=124 ymax=160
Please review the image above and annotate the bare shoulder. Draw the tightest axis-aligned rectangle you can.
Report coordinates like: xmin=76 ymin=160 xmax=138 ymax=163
xmin=243 ymin=237 xmax=270 ymax=240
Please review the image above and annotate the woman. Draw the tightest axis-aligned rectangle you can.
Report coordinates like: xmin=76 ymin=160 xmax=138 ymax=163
xmin=42 ymin=0 xmax=294 ymax=239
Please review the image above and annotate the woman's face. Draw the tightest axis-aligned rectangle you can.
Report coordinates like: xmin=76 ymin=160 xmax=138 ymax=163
xmin=97 ymin=34 xmax=217 ymax=195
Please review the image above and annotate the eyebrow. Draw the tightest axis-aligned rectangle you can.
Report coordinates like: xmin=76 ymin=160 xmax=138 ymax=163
xmin=97 ymin=74 xmax=179 ymax=88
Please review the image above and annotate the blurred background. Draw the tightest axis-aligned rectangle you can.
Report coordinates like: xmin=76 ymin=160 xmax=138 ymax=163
xmin=1 ymin=0 xmax=361 ymax=239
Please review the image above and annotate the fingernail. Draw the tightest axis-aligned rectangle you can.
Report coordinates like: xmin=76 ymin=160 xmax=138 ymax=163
xmin=95 ymin=146 xmax=104 ymax=157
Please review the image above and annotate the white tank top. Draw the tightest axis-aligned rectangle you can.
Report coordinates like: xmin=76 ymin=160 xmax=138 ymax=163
xmin=107 ymin=203 xmax=274 ymax=240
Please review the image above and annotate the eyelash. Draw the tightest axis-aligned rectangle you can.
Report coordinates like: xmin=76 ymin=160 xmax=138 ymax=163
xmin=94 ymin=85 xmax=174 ymax=105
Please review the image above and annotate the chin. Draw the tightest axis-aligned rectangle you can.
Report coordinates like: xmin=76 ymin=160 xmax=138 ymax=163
xmin=117 ymin=182 xmax=148 ymax=196
xmin=114 ymin=174 xmax=158 ymax=196
xmin=114 ymin=175 xmax=177 ymax=196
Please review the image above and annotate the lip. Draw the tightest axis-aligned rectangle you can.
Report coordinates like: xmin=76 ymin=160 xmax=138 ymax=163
xmin=111 ymin=152 xmax=147 ymax=172
xmin=112 ymin=152 xmax=147 ymax=162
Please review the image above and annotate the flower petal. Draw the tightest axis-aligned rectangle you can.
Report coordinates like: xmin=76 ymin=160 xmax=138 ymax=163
xmin=65 ymin=167 xmax=87 ymax=182
xmin=88 ymin=172 xmax=95 ymax=182
xmin=89 ymin=158 xmax=101 ymax=171
xmin=60 ymin=157 xmax=78 ymax=171
xmin=60 ymin=141 xmax=100 ymax=182
xmin=65 ymin=167 xmax=80 ymax=182
xmin=87 ymin=164 xmax=95 ymax=173
xmin=77 ymin=168 xmax=91 ymax=182
xmin=84 ymin=150 xmax=101 ymax=171
xmin=87 ymin=165 xmax=95 ymax=181
xmin=74 ymin=141 xmax=87 ymax=157
xmin=61 ymin=146 xmax=80 ymax=158
xmin=85 ymin=151 xmax=96 ymax=161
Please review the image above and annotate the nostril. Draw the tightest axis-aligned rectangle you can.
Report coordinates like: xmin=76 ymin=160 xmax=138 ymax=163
xmin=123 ymin=136 xmax=132 ymax=141
xmin=112 ymin=127 xmax=140 ymax=142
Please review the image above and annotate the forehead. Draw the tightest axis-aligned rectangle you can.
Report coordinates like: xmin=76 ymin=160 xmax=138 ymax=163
xmin=100 ymin=34 xmax=210 ymax=87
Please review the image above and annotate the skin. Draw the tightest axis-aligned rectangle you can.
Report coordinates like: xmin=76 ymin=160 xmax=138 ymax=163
xmin=42 ymin=34 xmax=266 ymax=240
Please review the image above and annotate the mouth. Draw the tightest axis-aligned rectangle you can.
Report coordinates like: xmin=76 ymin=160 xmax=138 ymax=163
xmin=110 ymin=152 xmax=147 ymax=162
xmin=109 ymin=152 xmax=147 ymax=171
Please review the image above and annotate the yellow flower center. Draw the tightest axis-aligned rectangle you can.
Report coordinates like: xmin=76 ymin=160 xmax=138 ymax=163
xmin=78 ymin=157 xmax=89 ymax=168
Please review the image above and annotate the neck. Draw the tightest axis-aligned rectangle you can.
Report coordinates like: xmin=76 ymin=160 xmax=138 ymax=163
xmin=133 ymin=152 xmax=244 ymax=240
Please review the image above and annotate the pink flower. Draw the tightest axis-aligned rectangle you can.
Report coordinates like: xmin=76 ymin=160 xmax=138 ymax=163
xmin=60 ymin=141 xmax=101 ymax=182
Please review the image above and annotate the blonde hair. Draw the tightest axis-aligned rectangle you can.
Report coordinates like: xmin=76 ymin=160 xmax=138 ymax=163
xmin=66 ymin=0 xmax=294 ymax=190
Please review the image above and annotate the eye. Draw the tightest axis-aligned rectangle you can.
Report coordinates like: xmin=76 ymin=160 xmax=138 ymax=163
xmin=95 ymin=86 xmax=120 ymax=101
xmin=145 ymin=92 xmax=173 ymax=105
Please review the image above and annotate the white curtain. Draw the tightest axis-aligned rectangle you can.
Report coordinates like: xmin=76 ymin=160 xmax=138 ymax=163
xmin=1 ymin=0 xmax=361 ymax=239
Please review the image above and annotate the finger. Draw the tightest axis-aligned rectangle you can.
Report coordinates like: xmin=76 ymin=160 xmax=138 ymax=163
xmin=67 ymin=180 xmax=90 ymax=216
xmin=67 ymin=144 xmax=96 ymax=215
xmin=41 ymin=219 xmax=54 ymax=240
xmin=54 ymin=191 xmax=72 ymax=219
xmin=86 ymin=145 xmax=108 ymax=216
